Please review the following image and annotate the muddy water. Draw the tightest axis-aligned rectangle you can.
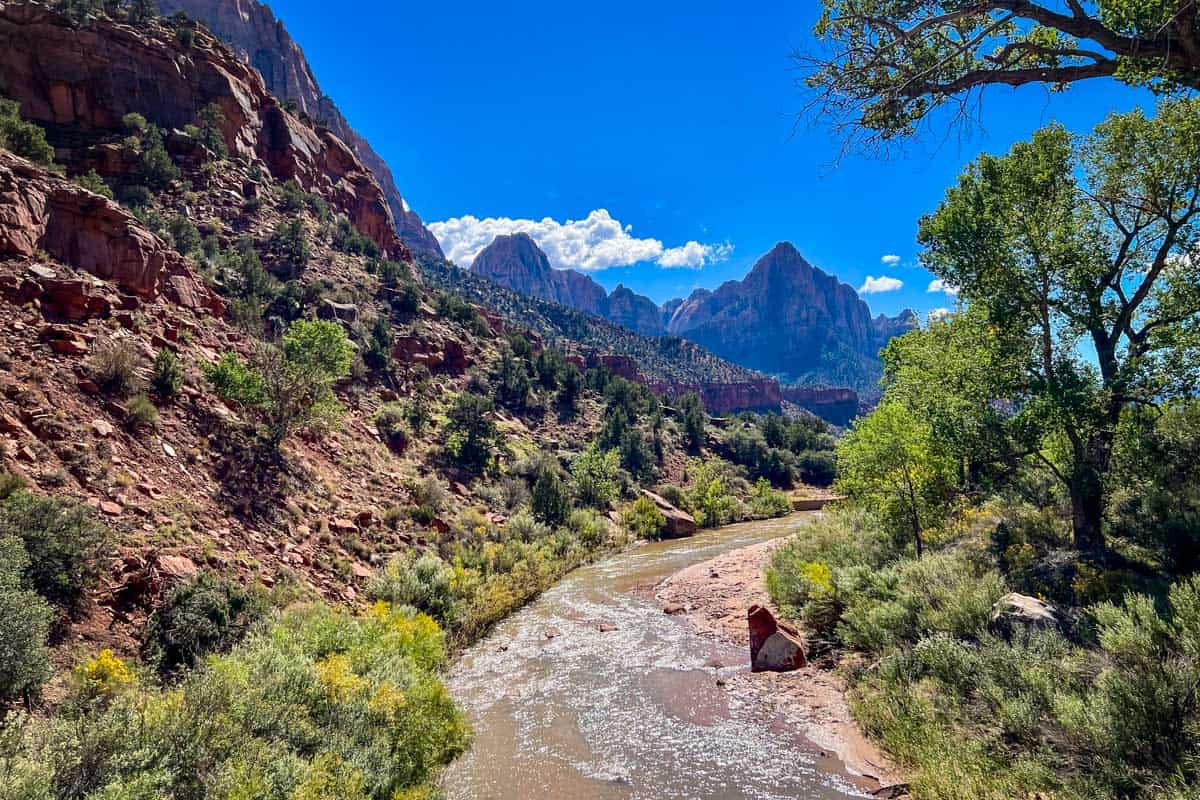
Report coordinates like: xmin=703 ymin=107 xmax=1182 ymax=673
xmin=442 ymin=513 xmax=870 ymax=800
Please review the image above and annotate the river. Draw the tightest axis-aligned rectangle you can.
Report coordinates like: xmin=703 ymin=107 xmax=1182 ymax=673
xmin=441 ymin=513 xmax=872 ymax=800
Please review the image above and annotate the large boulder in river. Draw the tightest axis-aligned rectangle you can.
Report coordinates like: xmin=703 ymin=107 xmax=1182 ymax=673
xmin=989 ymin=592 xmax=1062 ymax=638
xmin=748 ymin=604 xmax=807 ymax=672
xmin=640 ymin=490 xmax=697 ymax=538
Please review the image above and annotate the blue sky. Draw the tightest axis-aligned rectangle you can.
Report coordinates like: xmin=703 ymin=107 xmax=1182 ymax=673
xmin=270 ymin=0 xmax=1151 ymax=318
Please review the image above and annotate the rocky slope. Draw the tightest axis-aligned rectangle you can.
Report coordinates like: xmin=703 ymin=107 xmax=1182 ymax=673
xmin=157 ymin=0 xmax=443 ymax=256
xmin=0 ymin=3 xmax=633 ymax=660
xmin=665 ymin=243 xmax=916 ymax=390
xmin=470 ymin=233 xmax=666 ymax=337
xmin=0 ymin=1 xmax=403 ymax=257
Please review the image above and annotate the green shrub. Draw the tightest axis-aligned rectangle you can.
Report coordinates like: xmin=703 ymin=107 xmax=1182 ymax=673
xmin=271 ymin=218 xmax=310 ymax=278
xmin=5 ymin=603 xmax=469 ymax=799
xmin=621 ymin=496 xmax=667 ymax=540
xmin=837 ymin=551 xmax=1004 ymax=656
xmin=204 ymin=320 xmax=353 ymax=448
xmin=196 ymin=103 xmax=227 ymax=160
xmin=279 ymin=179 xmax=306 ymax=212
xmin=796 ymin=450 xmax=837 ymax=487
xmin=123 ymin=394 xmax=157 ymax=432
xmin=373 ymin=403 xmax=409 ymax=453
xmin=332 ymin=217 xmax=379 ymax=257
xmin=145 ymin=572 xmax=268 ymax=671
xmin=0 ymin=490 xmax=111 ymax=609
xmin=530 ymin=462 xmax=571 ymax=527
xmin=570 ymin=445 xmax=620 ymax=509
xmin=444 ymin=393 xmax=497 ymax=472
xmin=0 ymin=97 xmax=54 ymax=167
xmin=73 ymin=169 xmax=113 ymax=199
xmin=566 ymin=508 xmax=610 ymax=548
xmin=0 ymin=536 xmax=53 ymax=705
xmin=367 ymin=553 xmax=459 ymax=626
xmin=150 ymin=349 xmax=183 ymax=401
xmin=749 ymin=477 xmax=791 ymax=518
xmin=90 ymin=337 xmax=141 ymax=397
xmin=686 ymin=458 xmax=743 ymax=528
xmin=138 ymin=125 xmax=178 ymax=191
xmin=167 ymin=215 xmax=201 ymax=255
xmin=121 ymin=112 xmax=147 ymax=133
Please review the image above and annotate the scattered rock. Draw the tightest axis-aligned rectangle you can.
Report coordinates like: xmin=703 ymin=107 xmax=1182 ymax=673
xmin=543 ymin=627 xmax=560 ymax=639
xmin=99 ymin=500 xmax=123 ymax=517
xmin=157 ymin=554 xmax=199 ymax=579
xmin=329 ymin=518 xmax=358 ymax=535
xmin=989 ymin=592 xmax=1062 ymax=638
xmin=317 ymin=298 xmax=359 ymax=324
xmin=663 ymin=603 xmax=685 ymax=615
xmin=91 ymin=419 xmax=114 ymax=438
xmin=747 ymin=604 xmax=807 ymax=673
xmin=597 ymin=622 xmax=618 ymax=632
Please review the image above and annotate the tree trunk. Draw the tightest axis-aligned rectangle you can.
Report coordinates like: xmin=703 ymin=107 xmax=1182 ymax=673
xmin=1069 ymin=468 xmax=1106 ymax=557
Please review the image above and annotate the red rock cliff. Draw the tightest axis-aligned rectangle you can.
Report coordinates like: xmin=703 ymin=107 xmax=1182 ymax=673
xmin=156 ymin=0 xmax=443 ymax=256
xmin=0 ymin=2 xmax=403 ymax=257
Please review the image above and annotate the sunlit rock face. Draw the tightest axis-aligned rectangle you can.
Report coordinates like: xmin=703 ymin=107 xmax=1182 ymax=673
xmin=159 ymin=0 xmax=444 ymax=256
xmin=665 ymin=242 xmax=915 ymax=385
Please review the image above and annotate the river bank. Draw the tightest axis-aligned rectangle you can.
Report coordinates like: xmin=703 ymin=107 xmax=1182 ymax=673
xmin=653 ymin=522 xmax=901 ymax=790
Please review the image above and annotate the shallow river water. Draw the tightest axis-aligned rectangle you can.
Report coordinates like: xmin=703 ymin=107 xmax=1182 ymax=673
xmin=442 ymin=513 xmax=871 ymax=800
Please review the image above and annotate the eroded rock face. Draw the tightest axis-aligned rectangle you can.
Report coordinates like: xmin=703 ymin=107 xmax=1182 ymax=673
xmin=781 ymin=385 xmax=860 ymax=427
xmin=665 ymin=243 xmax=916 ymax=385
xmin=747 ymin=604 xmax=807 ymax=673
xmin=0 ymin=2 xmax=401 ymax=257
xmin=0 ymin=151 xmax=222 ymax=315
xmin=157 ymin=0 xmax=443 ymax=256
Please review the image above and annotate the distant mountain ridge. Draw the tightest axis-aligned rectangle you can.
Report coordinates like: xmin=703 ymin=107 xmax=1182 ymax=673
xmin=470 ymin=233 xmax=666 ymax=336
xmin=159 ymin=0 xmax=444 ymax=256
xmin=469 ymin=235 xmax=916 ymax=392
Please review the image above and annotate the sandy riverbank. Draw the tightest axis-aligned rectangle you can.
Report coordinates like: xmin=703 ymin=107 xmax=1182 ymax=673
xmin=654 ymin=533 xmax=901 ymax=790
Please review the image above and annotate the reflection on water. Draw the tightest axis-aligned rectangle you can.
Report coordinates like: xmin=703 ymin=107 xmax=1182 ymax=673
xmin=443 ymin=514 xmax=870 ymax=800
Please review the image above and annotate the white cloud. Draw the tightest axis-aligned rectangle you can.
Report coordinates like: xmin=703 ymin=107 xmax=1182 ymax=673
xmin=927 ymin=278 xmax=960 ymax=296
xmin=858 ymin=275 xmax=904 ymax=294
xmin=928 ymin=307 xmax=952 ymax=323
xmin=428 ymin=209 xmax=733 ymax=271
xmin=881 ymin=254 xmax=901 ymax=266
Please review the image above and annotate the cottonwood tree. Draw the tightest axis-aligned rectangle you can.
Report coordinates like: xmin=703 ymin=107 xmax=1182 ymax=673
xmin=918 ymin=99 xmax=1200 ymax=555
xmin=801 ymin=0 xmax=1200 ymax=148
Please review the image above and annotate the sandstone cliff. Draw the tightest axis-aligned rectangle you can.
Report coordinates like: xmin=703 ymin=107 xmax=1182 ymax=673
xmin=158 ymin=0 xmax=443 ymax=256
xmin=665 ymin=242 xmax=915 ymax=388
xmin=0 ymin=2 xmax=402 ymax=257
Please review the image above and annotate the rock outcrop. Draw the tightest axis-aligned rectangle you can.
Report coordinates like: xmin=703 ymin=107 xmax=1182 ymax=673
xmin=471 ymin=233 xmax=666 ymax=336
xmin=0 ymin=2 xmax=402 ymax=257
xmin=665 ymin=243 xmax=915 ymax=387
xmin=0 ymin=150 xmax=222 ymax=315
xmin=654 ymin=378 xmax=783 ymax=416
xmin=747 ymin=604 xmax=807 ymax=673
xmin=639 ymin=489 xmax=697 ymax=538
xmin=989 ymin=593 xmax=1062 ymax=638
xmin=781 ymin=385 xmax=860 ymax=427
xmin=157 ymin=0 xmax=442 ymax=256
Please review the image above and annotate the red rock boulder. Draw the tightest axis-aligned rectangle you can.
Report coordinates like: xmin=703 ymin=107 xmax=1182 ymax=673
xmin=747 ymin=604 xmax=807 ymax=673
